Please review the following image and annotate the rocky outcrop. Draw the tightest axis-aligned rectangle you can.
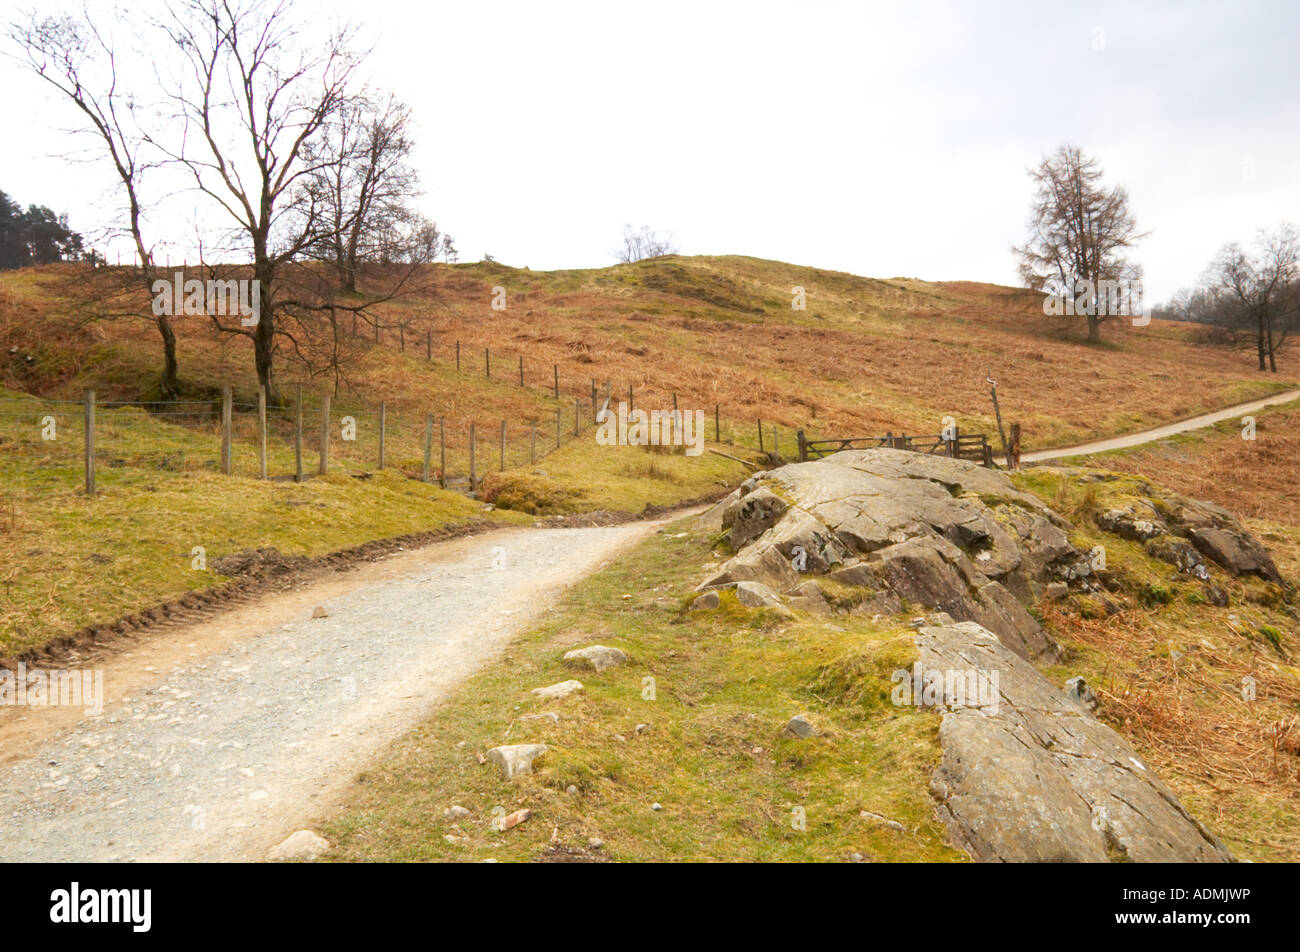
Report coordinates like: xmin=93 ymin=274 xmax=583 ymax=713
xmin=699 ymin=450 xmax=1084 ymax=659
xmin=1076 ymin=470 xmax=1283 ymax=584
xmin=698 ymin=452 xmax=1285 ymax=662
xmin=920 ymin=621 xmax=1233 ymax=863
xmin=692 ymin=450 xmax=1267 ymax=862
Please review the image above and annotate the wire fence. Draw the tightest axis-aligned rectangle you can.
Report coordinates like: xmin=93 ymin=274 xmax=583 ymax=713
xmin=0 ymin=387 xmax=684 ymax=502
xmin=0 ymin=367 xmax=825 ymax=516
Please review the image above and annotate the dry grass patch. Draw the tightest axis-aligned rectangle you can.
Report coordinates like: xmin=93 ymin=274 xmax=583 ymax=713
xmin=1015 ymin=471 xmax=1300 ymax=862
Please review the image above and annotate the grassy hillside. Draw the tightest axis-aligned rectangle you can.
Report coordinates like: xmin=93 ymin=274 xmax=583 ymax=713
xmin=2 ymin=256 xmax=1294 ymax=457
xmin=2 ymin=254 xmax=1291 ymax=662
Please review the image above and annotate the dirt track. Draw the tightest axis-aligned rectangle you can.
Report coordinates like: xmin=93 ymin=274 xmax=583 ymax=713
xmin=0 ymin=518 xmax=680 ymax=862
xmin=1022 ymin=389 xmax=1300 ymax=463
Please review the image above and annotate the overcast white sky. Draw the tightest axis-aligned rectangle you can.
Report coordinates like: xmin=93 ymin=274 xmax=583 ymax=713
xmin=2 ymin=0 xmax=1297 ymax=302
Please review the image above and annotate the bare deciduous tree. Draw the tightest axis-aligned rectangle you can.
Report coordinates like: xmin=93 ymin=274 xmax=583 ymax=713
xmin=8 ymin=10 xmax=181 ymax=397
xmin=615 ymin=224 xmax=678 ymax=264
xmin=1204 ymin=224 xmax=1300 ymax=372
xmin=1013 ymin=144 xmax=1147 ymax=342
xmin=153 ymin=0 xmax=362 ymax=405
xmin=303 ymin=92 xmax=441 ymax=291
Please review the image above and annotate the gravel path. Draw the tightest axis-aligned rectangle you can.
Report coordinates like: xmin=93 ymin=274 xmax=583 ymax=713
xmin=1021 ymin=388 xmax=1300 ymax=463
xmin=0 ymin=520 xmax=674 ymax=862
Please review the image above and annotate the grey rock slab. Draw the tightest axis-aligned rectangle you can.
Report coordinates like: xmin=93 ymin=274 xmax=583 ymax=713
xmin=918 ymin=621 xmax=1232 ymax=863
xmin=698 ymin=449 xmax=1069 ymax=658
xmin=1188 ymin=526 xmax=1282 ymax=583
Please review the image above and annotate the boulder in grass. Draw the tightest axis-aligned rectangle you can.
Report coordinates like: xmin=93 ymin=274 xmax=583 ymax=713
xmin=782 ymin=714 xmax=820 ymax=739
xmin=691 ymin=590 xmax=720 ymax=610
xmin=531 ymin=680 xmax=584 ymax=700
xmin=563 ymin=645 xmax=628 ymax=673
xmin=486 ymin=743 xmax=548 ymax=780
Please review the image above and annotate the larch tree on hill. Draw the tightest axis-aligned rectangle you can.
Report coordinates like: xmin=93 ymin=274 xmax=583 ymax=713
xmin=1013 ymin=144 xmax=1147 ymax=342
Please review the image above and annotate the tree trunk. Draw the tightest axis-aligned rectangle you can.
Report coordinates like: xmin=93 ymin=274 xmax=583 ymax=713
xmin=1087 ymin=313 xmax=1101 ymax=342
xmin=156 ymin=313 xmax=180 ymax=399
xmin=254 ymin=316 xmax=279 ymax=406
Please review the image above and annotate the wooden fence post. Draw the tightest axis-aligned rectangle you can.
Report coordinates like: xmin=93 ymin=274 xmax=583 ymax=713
xmin=258 ymin=386 xmax=267 ymax=479
xmin=423 ymin=414 xmax=432 ymax=482
xmin=220 ymin=386 xmax=232 ymax=475
xmin=319 ymin=393 xmax=331 ymax=475
xmin=399 ymin=325 xmax=405 ymax=352
xmin=469 ymin=422 xmax=476 ymax=491
xmin=628 ymin=383 xmax=634 ymax=413
xmin=83 ymin=389 xmax=95 ymax=495
xmin=1008 ymin=423 xmax=1021 ymax=471
xmin=797 ymin=430 xmax=807 ymax=462
xmin=553 ymin=364 xmax=559 ymax=399
xmin=715 ymin=405 xmax=720 ymax=443
xmin=989 ymin=373 xmax=1009 ymax=463
xmin=378 ymin=401 xmax=387 ymax=470
xmin=758 ymin=419 xmax=764 ymax=453
xmin=295 ymin=384 xmax=303 ymax=482
xmin=426 ymin=330 xmax=432 ymax=361
xmin=500 ymin=419 xmax=506 ymax=472
xmin=519 ymin=355 xmax=524 ymax=386
xmin=439 ymin=417 xmax=446 ymax=488
xmin=485 ymin=347 xmax=490 ymax=379
xmin=373 ymin=318 xmax=379 ymax=343
xmin=456 ymin=340 xmax=460 ymax=372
